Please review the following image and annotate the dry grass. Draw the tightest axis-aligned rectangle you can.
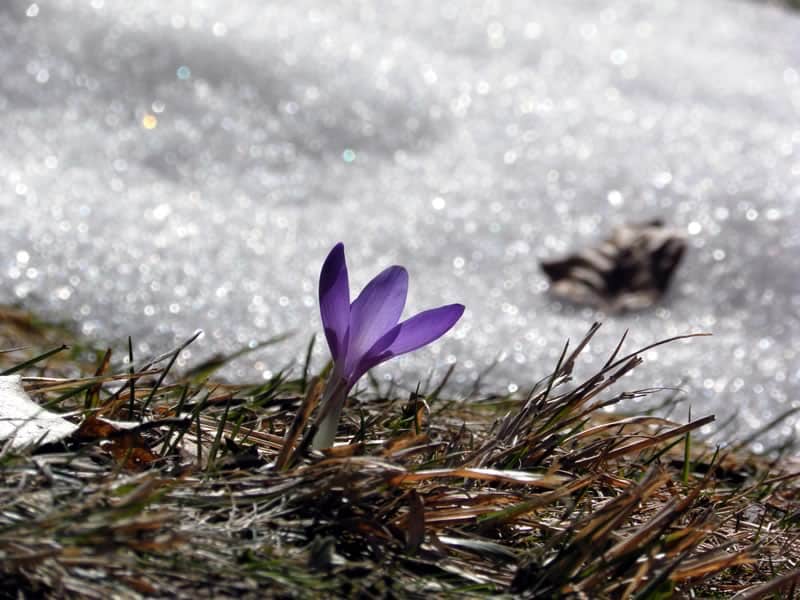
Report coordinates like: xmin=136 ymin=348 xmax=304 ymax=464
xmin=0 ymin=307 xmax=798 ymax=599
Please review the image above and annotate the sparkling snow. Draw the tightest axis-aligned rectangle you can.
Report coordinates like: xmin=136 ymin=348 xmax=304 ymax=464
xmin=1 ymin=0 xmax=799 ymax=447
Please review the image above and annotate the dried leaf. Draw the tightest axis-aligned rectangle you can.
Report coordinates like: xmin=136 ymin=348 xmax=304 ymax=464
xmin=437 ymin=536 xmax=517 ymax=561
xmin=541 ymin=220 xmax=686 ymax=311
xmin=404 ymin=490 xmax=425 ymax=553
xmin=0 ymin=375 xmax=78 ymax=448
xmin=75 ymin=415 xmax=159 ymax=471
xmin=275 ymin=377 xmax=322 ymax=470
xmin=382 ymin=432 xmax=430 ymax=457
xmin=389 ymin=467 xmax=568 ymax=488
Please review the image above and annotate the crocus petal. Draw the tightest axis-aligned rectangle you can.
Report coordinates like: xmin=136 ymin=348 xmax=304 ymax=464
xmin=319 ymin=243 xmax=350 ymax=361
xmin=380 ymin=303 xmax=464 ymax=357
xmin=350 ymin=303 xmax=465 ymax=382
xmin=346 ymin=265 xmax=408 ymax=372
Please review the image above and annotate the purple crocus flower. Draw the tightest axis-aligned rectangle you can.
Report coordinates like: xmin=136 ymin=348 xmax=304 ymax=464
xmin=312 ymin=243 xmax=464 ymax=449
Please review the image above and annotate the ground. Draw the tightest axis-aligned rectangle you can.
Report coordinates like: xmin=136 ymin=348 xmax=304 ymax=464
xmin=0 ymin=306 xmax=799 ymax=598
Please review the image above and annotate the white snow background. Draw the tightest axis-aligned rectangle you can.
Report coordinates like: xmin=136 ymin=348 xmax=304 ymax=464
xmin=1 ymin=0 xmax=799 ymax=448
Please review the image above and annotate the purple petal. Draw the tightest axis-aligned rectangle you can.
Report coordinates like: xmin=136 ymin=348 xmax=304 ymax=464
xmin=350 ymin=303 xmax=464 ymax=382
xmin=381 ymin=303 xmax=464 ymax=356
xmin=346 ymin=265 xmax=408 ymax=371
xmin=319 ymin=243 xmax=350 ymax=361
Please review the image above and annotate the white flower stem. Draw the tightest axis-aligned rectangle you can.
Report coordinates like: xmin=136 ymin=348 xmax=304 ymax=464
xmin=311 ymin=375 xmax=349 ymax=449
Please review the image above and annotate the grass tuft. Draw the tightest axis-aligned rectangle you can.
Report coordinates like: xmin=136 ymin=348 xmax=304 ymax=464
xmin=0 ymin=307 xmax=798 ymax=598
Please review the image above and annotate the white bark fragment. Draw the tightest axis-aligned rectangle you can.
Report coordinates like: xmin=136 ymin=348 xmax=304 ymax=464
xmin=0 ymin=375 xmax=78 ymax=449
